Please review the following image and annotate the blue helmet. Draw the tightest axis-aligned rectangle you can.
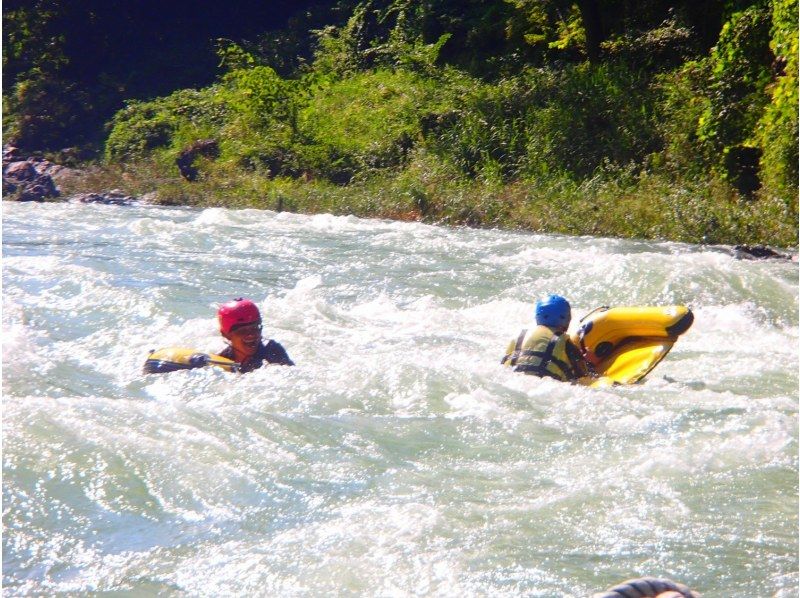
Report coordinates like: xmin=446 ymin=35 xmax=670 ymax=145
xmin=535 ymin=295 xmax=571 ymax=329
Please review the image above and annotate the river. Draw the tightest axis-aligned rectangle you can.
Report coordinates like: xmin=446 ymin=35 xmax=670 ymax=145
xmin=3 ymin=201 xmax=797 ymax=596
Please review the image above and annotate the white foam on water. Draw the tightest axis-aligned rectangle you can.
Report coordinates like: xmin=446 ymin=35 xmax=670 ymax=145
xmin=2 ymin=202 xmax=797 ymax=596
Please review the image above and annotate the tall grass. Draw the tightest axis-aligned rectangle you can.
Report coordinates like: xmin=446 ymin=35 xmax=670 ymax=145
xmin=60 ymin=147 xmax=797 ymax=248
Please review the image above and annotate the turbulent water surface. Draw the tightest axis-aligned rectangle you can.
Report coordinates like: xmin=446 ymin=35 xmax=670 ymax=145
xmin=3 ymin=201 xmax=798 ymax=596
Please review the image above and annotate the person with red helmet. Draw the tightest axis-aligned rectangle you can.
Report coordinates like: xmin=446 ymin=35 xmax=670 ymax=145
xmin=216 ymin=298 xmax=294 ymax=373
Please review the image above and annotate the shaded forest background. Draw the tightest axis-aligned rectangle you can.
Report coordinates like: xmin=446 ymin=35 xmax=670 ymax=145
xmin=3 ymin=0 xmax=797 ymax=244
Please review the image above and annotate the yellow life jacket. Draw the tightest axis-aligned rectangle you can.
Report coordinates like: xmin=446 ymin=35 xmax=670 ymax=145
xmin=501 ymin=325 xmax=581 ymax=381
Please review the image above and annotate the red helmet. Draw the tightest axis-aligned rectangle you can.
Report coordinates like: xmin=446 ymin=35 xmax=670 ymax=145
xmin=218 ymin=298 xmax=261 ymax=335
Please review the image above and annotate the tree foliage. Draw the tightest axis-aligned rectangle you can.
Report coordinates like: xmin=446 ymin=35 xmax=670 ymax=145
xmin=757 ymin=0 xmax=799 ymax=198
xmin=4 ymin=0 xmax=797 ymax=207
xmin=2 ymin=0 xmax=321 ymax=152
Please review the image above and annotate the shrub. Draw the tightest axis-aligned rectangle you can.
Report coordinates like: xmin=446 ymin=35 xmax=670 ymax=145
xmin=525 ymin=63 xmax=660 ymax=178
xmin=696 ymin=3 xmax=773 ymax=191
xmin=221 ymin=64 xmax=307 ymax=131
xmin=422 ymin=74 xmax=531 ymax=181
xmin=4 ymin=74 xmax=98 ymax=150
xmin=296 ymin=69 xmax=441 ymax=180
xmin=426 ymin=64 xmax=661 ymax=182
xmin=757 ymin=0 xmax=799 ymax=200
xmin=653 ymin=59 xmax=714 ymax=177
xmin=104 ymin=88 xmax=228 ymax=162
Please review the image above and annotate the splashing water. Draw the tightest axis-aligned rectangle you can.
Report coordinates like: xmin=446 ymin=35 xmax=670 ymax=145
xmin=3 ymin=201 xmax=797 ymax=596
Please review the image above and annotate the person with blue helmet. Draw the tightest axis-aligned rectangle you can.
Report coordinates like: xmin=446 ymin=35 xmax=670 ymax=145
xmin=501 ymin=294 xmax=591 ymax=381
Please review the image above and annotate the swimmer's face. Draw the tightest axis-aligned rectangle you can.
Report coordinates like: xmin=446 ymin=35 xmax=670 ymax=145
xmin=225 ymin=322 xmax=262 ymax=357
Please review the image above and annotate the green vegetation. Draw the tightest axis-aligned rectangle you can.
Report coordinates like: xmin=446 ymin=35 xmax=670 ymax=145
xmin=5 ymin=0 xmax=798 ymax=246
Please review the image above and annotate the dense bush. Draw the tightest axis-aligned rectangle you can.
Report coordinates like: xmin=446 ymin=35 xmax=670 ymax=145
xmin=421 ymin=74 xmax=530 ymax=180
xmin=423 ymin=63 xmax=660 ymax=182
xmin=757 ymin=0 xmax=799 ymax=200
xmin=104 ymin=88 xmax=228 ymax=162
xmin=88 ymin=0 xmax=797 ymax=245
xmin=297 ymin=69 xmax=441 ymax=178
xmin=523 ymin=64 xmax=660 ymax=178
xmin=696 ymin=3 xmax=773 ymax=193
xmin=4 ymin=75 xmax=96 ymax=150
xmin=3 ymin=1 xmax=319 ymax=152
xmin=653 ymin=59 xmax=713 ymax=178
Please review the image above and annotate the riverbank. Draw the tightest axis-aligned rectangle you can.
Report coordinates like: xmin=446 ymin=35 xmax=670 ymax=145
xmin=41 ymin=151 xmax=796 ymax=249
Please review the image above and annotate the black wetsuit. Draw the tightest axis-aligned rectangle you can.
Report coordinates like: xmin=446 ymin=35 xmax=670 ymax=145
xmin=218 ymin=339 xmax=294 ymax=373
